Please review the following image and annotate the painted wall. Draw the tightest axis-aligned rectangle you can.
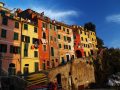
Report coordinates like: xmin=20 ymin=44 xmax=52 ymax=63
xmin=0 ymin=14 xmax=21 ymax=73
xmin=21 ymin=23 xmax=39 ymax=73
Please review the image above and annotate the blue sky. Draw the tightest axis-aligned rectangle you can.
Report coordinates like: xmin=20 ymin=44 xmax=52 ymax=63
xmin=1 ymin=0 xmax=120 ymax=48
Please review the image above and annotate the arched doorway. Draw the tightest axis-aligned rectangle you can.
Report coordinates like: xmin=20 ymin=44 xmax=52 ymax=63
xmin=76 ymin=50 xmax=82 ymax=58
xmin=56 ymin=73 xmax=62 ymax=88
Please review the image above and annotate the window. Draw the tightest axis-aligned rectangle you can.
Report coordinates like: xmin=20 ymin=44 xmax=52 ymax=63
xmin=80 ymin=31 xmax=82 ymax=34
xmin=50 ymin=36 xmax=53 ymax=40
xmin=24 ymin=24 xmax=28 ymax=30
xmin=74 ymin=35 xmax=76 ymax=39
xmin=42 ymin=22 xmax=47 ymax=28
xmin=64 ymin=36 xmax=66 ymax=41
xmin=43 ymin=32 xmax=46 ymax=39
xmin=51 ymin=47 xmax=54 ymax=56
xmin=24 ymin=43 xmax=29 ymax=57
xmin=63 ymin=27 xmax=65 ymax=31
xmin=50 ymin=24 xmax=52 ymax=29
xmin=32 ymin=38 xmax=39 ymax=44
xmin=54 ymin=26 xmax=56 ymax=31
xmin=47 ymin=61 xmax=50 ymax=66
xmin=59 ymin=44 xmax=62 ymax=48
xmin=34 ymin=51 xmax=38 ymax=57
xmin=85 ymin=38 xmax=87 ymax=42
xmin=15 ymin=22 xmax=19 ymax=28
xmin=25 ymin=36 xmax=30 ymax=43
xmin=64 ymin=45 xmax=66 ymax=49
xmin=57 ymin=26 xmax=61 ymax=29
xmin=67 ymin=37 xmax=71 ymax=42
xmin=69 ymin=45 xmax=71 ymax=50
xmin=34 ymin=27 xmax=38 ymax=33
xmin=14 ymin=32 xmax=18 ymax=40
xmin=58 ymin=34 xmax=61 ymax=39
xmin=43 ymin=45 xmax=46 ymax=51
xmin=0 ymin=44 xmax=7 ymax=53
xmin=81 ymin=37 xmax=83 ymax=41
xmin=67 ymin=29 xmax=69 ymax=34
xmin=10 ymin=45 xmax=20 ymax=54
xmin=2 ymin=17 xmax=8 ymax=25
xmin=1 ymin=29 xmax=6 ymax=38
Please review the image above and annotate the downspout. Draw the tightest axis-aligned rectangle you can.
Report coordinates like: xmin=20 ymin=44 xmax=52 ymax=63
xmin=20 ymin=19 xmax=23 ymax=74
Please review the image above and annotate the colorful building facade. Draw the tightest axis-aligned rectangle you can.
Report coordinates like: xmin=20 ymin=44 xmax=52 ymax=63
xmin=56 ymin=22 xmax=75 ymax=63
xmin=72 ymin=25 xmax=84 ymax=58
xmin=0 ymin=4 xmax=21 ymax=74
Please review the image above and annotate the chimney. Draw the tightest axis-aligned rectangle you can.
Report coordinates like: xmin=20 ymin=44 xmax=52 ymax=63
xmin=0 ymin=2 xmax=5 ymax=7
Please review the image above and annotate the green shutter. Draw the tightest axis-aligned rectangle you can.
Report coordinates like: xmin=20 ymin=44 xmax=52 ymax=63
xmin=1 ymin=29 xmax=6 ymax=38
xmin=2 ymin=17 xmax=8 ymax=25
xmin=14 ymin=32 xmax=18 ymax=40
xmin=51 ymin=47 xmax=54 ymax=56
xmin=10 ymin=45 xmax=13 ymax=53
xmin=15 ymin=22 xmax=19 ymax=28
xmin=24 ymin=24 xmax=28 ymax=30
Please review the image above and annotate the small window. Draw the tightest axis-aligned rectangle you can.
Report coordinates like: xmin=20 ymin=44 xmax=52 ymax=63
xmin=1 ymin=29 xmax=7 ymax=38
xmin=50 ymin=36 xmax=53 ymax=40
xmin=34 ymin=27 xmax=38 ymax=33
xmin=50 ymin=24 xmax=52 ymax=29
xmin=14 ymin=32 xmax=18 ymax=40
xmin=63 ymin=27 xmax=65 ymax=31
xmin=51 ymin=47 xmax=54 ymax=56
xmin=0 ymin=44 xmax=7 ymax=53
xmin=15 ymin=22 xmax=19 ymax=28
xmin=43 ymin=32 xmax=46 ymax=39
xmin=54 ymin=26 xmax=56 ymax=31
xmin=58 ymin=34 xmax=61 ymax=39
xmin=43 ymin=45 xmax=46 ymax=51
xmin=47 ymin=61 xmax=50 ymax=66
xmin=57 ymin=26 xmax=61 ymax=29
xmin=34 ymin=51 xmax=38 ymax=57
xmin=69 ymin=45 xmax=71 ymax=50
xmin=25 ymin=36 xmax=30 ymax=43
xmin=67 ymin=29 xmax=69 ymax=34
xmin=24 ymin=24 xmax=28 ymax=30
xmin=64 ymin=36 xmax=66 ymax=41
xmin=74 ymin=35 xmax=76 ymax=39
xmin=2 ymin=17 xmax=8 ymax=25
xmin=81 ymin=37 xmax=83 ymax=41
xmin=42 ymin=22 xmax=47 ymax=28
xmin=59 ymin=44 xmax=62 ymax=48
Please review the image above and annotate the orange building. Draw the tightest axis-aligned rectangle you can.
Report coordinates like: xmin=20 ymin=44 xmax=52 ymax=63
xmin=72 ymin=25 xmax=84 ymax=58
xmin=56 ymin=22 xmax=75 ymax=63
xmin=49 ymin=20 xmax=59 ymax=68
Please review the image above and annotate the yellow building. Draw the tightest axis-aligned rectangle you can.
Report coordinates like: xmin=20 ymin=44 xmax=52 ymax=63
xmin=88 ymin=31 xmax=98 ymax=52
xmin=21 ymin=22 xmax=39 ymax=74
xmin=57 ymin=22 xmax=75 ymax=63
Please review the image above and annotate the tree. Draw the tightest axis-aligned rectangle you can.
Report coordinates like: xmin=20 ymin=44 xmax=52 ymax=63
xmin=96 ymin=37 xmax=104 ymax=48
xmin=84 ymin=22 xmax=96 ymax=32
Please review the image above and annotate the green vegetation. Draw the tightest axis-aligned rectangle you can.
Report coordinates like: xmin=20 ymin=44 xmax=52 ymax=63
xmin=93 ymin=48 xmax=120 ymax=88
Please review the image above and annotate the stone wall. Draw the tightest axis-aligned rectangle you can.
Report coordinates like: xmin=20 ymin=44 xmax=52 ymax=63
xmin=48 ymin=59 xmax=95 ymax=90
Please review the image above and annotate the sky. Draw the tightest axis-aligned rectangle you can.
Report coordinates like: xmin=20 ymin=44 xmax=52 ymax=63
xmin=1 ymin=0 xmax=120 ymax=48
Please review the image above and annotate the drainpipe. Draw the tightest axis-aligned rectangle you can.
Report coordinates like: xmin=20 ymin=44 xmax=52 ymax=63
xmin=20 ymin=19 xmax=23 ymax=74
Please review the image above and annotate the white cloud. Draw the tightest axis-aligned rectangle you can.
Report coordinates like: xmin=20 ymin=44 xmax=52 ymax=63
xmin=106 ymin=14 xmax=120 ymax=24
xmin=32 ymin=7 xmax=79 ymax=24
